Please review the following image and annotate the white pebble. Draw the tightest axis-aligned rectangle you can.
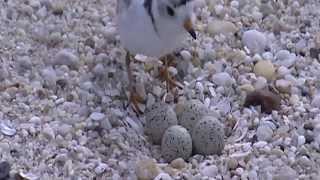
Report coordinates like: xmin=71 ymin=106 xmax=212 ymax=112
xmin=89 ymin=112 xmax=106 ymax=121
xmin=254 ymin=76 xmax=267 ymax=90
xmin=94 ymin=163 xmax=109 ymax=174
xmin=214 ymin=5 xmax=224 ymax=15
xmin=275 ymin=79 xmax=292 ymax=93
xmin=154 ymin=173 xmax=173 ymax=180
xmin=275 ymin=50 xmax=296 ymax=67
xmin=242 ymin=30 xmax=267 ymax=54
xmin=42 ymin=125 xmax=55 ymax=140
xmin=53 ymin=49 xmax=79 ymax=69
xmin=200 ymin=165 xmax=218 ymax=177
xmin=211 ymin=72 xmax=235 ymax=86
xmin=297 ymin=135 xmax=306 ymax=146
xmin=312 ymin=95 xmax=320 ymax=108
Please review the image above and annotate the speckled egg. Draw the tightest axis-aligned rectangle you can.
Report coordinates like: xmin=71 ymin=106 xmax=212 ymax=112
xmin=161 ymin=125 xmax=192 ymax=162
xmin=175 ymin=99 xmax=209 ymax=131
xmin=192 ymin=116 xmax=225 ymax=155
xmin=145 ymin=102 xmax=178 ymax=145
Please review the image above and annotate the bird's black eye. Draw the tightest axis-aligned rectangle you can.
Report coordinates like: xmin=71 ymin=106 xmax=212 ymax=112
xmin=166 ymin=6 xmax=175 ymax=16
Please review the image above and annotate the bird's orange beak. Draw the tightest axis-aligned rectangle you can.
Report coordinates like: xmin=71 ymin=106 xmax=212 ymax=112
xmin=184 ymin=17 xmax=196 ymax=39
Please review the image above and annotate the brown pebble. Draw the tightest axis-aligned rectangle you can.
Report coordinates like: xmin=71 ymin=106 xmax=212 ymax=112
xmin=84 ymin=38 xmax=95 ymax=49
xmin=244 ymin=89 xmax=281 ymax=113
xmin=310 ymin=48 xmax=320 ymax=59
xmin=303 ymin=122 xmax=314 ymax=131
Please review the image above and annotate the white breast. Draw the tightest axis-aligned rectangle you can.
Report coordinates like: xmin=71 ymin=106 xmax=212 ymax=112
xmin=117 ymin=0 xmax=186 ymax=57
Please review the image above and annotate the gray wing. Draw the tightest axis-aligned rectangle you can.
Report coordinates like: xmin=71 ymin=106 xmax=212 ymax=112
xmin=117 ymin=0 xmax=132 ymax=14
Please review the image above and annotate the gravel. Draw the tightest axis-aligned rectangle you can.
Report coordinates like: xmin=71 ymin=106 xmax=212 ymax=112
xmin=1 ymin=0 xmax=320 ymax=179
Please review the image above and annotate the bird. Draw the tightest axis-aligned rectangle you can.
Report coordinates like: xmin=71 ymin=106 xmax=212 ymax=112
xmin=116 ymin=0 xmax=197 ymax=113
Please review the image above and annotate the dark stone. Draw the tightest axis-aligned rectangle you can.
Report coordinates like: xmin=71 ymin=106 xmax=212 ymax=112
xmin=310 ymin=48 xmax=320 ymax=59
xmin=0 ymin=161 xmax=10 ymax=180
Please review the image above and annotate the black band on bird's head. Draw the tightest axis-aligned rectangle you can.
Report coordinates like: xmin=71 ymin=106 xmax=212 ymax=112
xmin=174 ymin=0 xmax=193 ymax=7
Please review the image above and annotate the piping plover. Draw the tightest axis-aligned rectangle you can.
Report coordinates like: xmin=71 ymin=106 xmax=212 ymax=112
xmin=117 ymin=0 xmax=196 ymax=113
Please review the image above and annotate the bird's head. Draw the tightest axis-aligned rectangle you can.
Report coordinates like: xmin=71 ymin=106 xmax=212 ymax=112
xmin=155 ymin=0 xmax=196 ymax=39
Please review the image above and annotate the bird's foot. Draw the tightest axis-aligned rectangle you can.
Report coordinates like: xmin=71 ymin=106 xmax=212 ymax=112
xmin=128 ymin=88 xmax=145 ymax=114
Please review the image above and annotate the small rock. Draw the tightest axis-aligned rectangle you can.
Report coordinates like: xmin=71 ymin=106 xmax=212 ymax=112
xmin=273 ymin=166 xmax=298 ymax=180
xmin=42 ymin=125 xmax=55 ymax=140
xmin=310 ymin=48 xmax=320 ymax=59
xmin=135 ymin=159 xmax=161 ymax=180
xmin=52 ymin=1 xmax=65 ymax=15
xmin=211 ymin=72 xmax=235 ymax=86
xmin=242 ymin=30 xmax=267 ymax=54
xmin=0 ymin=122 xmax=16 ymax=136
xmin=154 ymin=173 xmax=173 ymax=180
xmin=275 ymin=79 xmax=292 ymax=93
xmin=170 ymin=158 xmax=187 ymax=169
xmin=89 ymin=112 xmax=106 ymax=121
xmin=207 ymin=20 xmax=237 ymax=35
xmin=53 ymin=49 xmax=79 ymax=69
xmin=239 ymin=84 xmax=255 ymax=92
xmin=256 ymin=122 xmax=274 ymax=142
xmin=244 ymin=90 xmax=281 ymax=113
xmin=84 ymin=38 xmax=95 ymax=49
xmin=311 ymin=95 xmax=320 ymax=108
xmin=253 ymin=60 xmax=275 ymax=81
xmin=94 ymin=163 xmax=109 ymax=174
xmin=275 ymin=50 xmax=296 ymax=67
xmin=41 ymin=67 xmax=57 ymax=87
xmin=254 ymin=76 xmax=267 ymax=90
xmin=277 ymin=66 xmax=290 ymax=77
xmin=200 ymin=165 xmax=219 ymax=177
xmin=226 ymin=158 xmax=238 ymax=170
xmin=0 ymin=161 xmax=10 ymax=180
xmin=297 ymin=135 xmax=306 ymax=146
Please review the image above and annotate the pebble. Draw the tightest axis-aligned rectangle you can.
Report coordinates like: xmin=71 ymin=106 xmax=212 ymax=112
xmin=0 ymin=122 xmax=16 ymax=136
xmin=42 ymin=125 xmax=55 ymax=140
xmin=277 ymin=66 xmax=290 ymax=77
xmin=253 ymin=60 xmax=275 ymax=81
xmin=256 ymin=121 xmax=275 ymax=142
xmin=311 ymin=95 xmax=320 ymax=108
xmin=89 ymin=112 xmax=106 ymax=121
xmin=254 ymin=76 xmax=267 ymax=90
xmin=207 ymin=20 xmax=237 ymax=35
xmin=211 ymin=72 xmax=235 ymax=86
xmin=154 ymin=173 xmax=173 ymax=180
xmin=200 ymin=165 xmax=218 ymax=177
xmin=273 ymin=166 xmax=298 ymax=180
xmin=41 ymin=67 xmax=57 ymax=87
xmin=135 ymin=159 xmax=161 ymax=180
xmin=0 ymin=161 xmax=10 ymax=180
xmin=242 ymin=30 xmax=267 ymax=54
xmin=226 ymin=158 xmax=238 ymax=170
xmin=170 ymin=158 xmax=187 ymax=169
xmin=53 ymin=49 xmax=79 ymax=69
xmin=275 ymin=79 xmax=292 ymax=93
xmin=94 ymin=163 xmax=109 ymax=174
xmin=275 ymin=50 xmax=296 ymax=67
